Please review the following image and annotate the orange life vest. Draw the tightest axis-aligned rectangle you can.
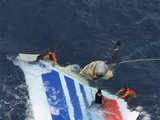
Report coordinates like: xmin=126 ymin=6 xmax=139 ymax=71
xmin=117 ymin=88 xmax=132 ymax=99
xmin=43 ymin=52 xmax=57 ymax=64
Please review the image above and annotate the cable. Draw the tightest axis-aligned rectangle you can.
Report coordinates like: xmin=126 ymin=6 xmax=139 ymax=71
xmin=119 ymin=58 xmax=160 ymax=64
xmin=109 ymin=58 xmax=160 ymax=67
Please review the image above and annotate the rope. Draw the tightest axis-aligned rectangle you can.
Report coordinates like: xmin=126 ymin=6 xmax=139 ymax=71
xmin=109 ymin=58 xmax=160 ymax=67
xmin=119 ymin=58 xmax=160 ymax=64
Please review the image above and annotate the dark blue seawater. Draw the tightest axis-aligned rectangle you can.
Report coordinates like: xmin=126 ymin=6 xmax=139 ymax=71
xmin=0 ymin=0 xmax=160 ymax=119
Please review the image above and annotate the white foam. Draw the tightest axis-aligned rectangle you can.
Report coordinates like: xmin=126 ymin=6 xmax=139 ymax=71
xmin=132 ymin=106 xmax=151 ymax=120
xmin=141 ymin=111 xmax=151 ymax=120
xmin=136 ymin=106 xmax=143 ymax=112
xmin=25 ymin=100 xmax=34 ymax=120
xmin=13 ymin=58 xmax=53 ymax=120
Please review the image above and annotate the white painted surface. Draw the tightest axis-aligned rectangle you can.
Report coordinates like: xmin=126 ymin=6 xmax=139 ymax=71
xmin=19 ymin=53 xmax=40 ymax=62
xmin=13 ymin=59 xmax=52 ymax=120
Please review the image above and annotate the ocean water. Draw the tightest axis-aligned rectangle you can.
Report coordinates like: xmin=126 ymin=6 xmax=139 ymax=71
xmin=0 ymin=0 xmax=160 ymax=119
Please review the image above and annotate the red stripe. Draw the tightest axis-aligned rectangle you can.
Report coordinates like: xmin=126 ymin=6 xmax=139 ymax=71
xmin=102 ymin=97 xmax=123 ymax=120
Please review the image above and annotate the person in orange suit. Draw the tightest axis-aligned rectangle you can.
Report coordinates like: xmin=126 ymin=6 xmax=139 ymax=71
xmin=116 ymin=85 xmax=136 ymax=102
xmin=43 ymin=51 xmax=57 ymax=64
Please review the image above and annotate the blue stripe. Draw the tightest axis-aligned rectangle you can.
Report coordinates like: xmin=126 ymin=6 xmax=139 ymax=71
xmin=79 ymin=84 xmax=89 ymax=108
xmin=79 ymin=84 xmax=92 ymax=120
xmin=64 ymin=75 xmax=83 ymax=120
xmin=42 ymin=70 xmax=70 ymax=120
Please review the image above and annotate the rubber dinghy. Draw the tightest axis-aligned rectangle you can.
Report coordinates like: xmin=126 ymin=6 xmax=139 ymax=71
xmin=16 ymin=53 xmax=140 ymax=120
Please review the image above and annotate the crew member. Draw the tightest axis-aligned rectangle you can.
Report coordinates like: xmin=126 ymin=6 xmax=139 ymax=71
xmin=43 ymin=51 xmax=57 ymax=64
xmin=111 ymin=41 xmax=120 ymax=63
xmin=116 ymin=85 xmax=136 ymax=102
